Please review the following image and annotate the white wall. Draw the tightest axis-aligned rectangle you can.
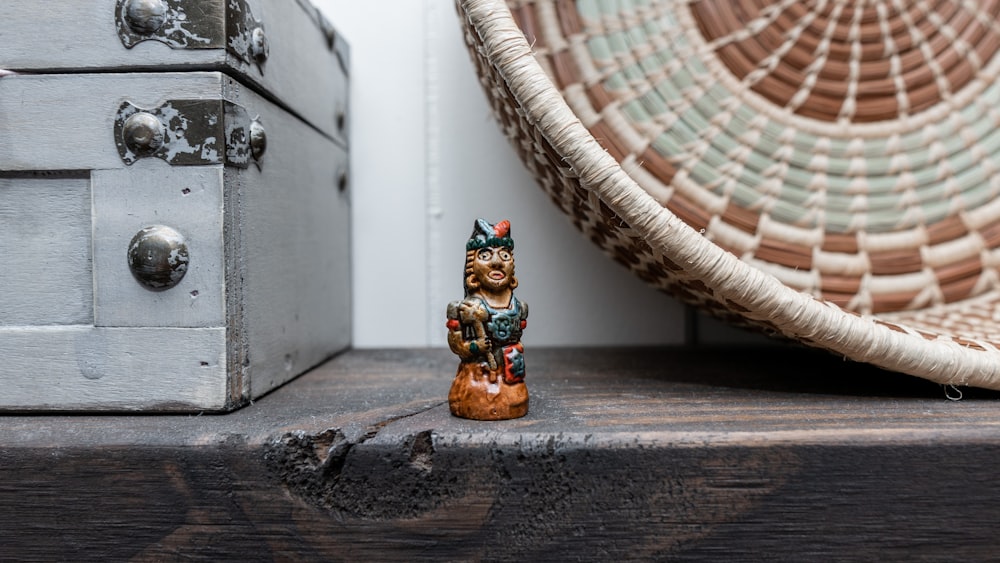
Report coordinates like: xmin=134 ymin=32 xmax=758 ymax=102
xmin=314 ymin=1 xmax=756 ymax=348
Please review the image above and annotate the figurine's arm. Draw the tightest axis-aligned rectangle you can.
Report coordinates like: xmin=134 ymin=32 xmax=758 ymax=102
xmin=446 ymin=301 xmax=462 ymax=354
xmin=515 ymin=299 xmax=528 ymax=336
xmin=446 ymin=299 xmax=489 ymax=359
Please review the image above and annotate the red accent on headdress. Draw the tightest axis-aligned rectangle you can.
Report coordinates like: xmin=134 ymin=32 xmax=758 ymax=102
xmin=494 ymin=220 xmax=510 ymax=237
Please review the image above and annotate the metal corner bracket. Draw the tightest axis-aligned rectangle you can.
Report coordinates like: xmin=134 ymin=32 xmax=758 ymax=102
xmin=115 ymin=0 xmax=268 ymax=68
xmin=114 ymin=99 xmax=264 ymax=168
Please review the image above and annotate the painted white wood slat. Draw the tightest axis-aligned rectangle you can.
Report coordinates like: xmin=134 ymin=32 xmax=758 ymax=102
xmin=93 ymin=163 xmax=227 ymax=328
xmin=222 ymin=79 xmax=351 ymax=398
xmin=0 ymin=326 xmax=228 ymax=410
xmin=252 ymin=0 xmax=350 ymax=146
xmin=0 ymin=72 xmax=225 ymax=171
xmin=0 ymin=2 xmax=226 ymax=69
xmin=0 ymin=175 xmax=94 ymax=326
xmin=0 ymin=0 xmax=348 ymax=141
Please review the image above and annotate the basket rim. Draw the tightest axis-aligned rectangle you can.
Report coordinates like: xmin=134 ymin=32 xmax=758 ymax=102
xmin=461 ymin=0 xmax=1000 ymax=389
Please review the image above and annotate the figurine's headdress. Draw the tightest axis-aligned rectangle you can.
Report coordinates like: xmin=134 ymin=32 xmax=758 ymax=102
xmin=466 ymin=218 xmax=513 ymax=251
xmin=463 ymin=219 xmax=517 ymax=295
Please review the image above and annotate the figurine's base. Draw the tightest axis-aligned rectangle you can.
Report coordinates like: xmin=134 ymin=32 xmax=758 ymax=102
xmin=448 ymin=361 xmax=528 ymax=420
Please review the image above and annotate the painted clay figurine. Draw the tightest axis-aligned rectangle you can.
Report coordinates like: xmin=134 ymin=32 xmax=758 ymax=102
xmin=447 ymin=219 xmax=529 ymax=420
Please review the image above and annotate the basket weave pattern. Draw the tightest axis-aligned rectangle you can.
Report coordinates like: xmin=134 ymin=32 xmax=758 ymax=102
xmin=458 ymin=0 xmax=1000 ymax=388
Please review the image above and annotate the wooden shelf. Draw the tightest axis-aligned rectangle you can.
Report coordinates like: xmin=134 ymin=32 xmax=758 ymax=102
xmin=4 ymin=347 xmax=1000 ymax=560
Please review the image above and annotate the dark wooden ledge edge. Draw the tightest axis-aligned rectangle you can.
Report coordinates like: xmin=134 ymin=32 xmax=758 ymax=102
xmin=3 ymin=347 xmax=1000 ymax=560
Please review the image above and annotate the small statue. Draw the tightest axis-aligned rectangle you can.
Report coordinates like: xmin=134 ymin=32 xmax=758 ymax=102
xmin=447 ymin=219 xmax=529 ymax=420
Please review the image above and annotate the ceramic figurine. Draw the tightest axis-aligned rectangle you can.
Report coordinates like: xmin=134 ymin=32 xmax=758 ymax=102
xmin=447 ymin=219 xmax=529 ymax=420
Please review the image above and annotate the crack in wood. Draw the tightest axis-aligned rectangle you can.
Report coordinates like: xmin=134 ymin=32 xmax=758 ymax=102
xmin=263 ymin=401 xmax=446 ymax=516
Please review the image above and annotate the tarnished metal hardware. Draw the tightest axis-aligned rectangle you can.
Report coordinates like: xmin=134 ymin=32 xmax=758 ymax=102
xmin=114 ymin=99 xmax=257 ymax=167
xmin=249 ymin=26 xmax=269 ymax=64
xmin=226 ymin=0 xmax=269 ymax=66
xmin=337 ymin=166 xmax=349 ymax=192
xmin=121 ymin=112 xmax=166 ymax=155
xmin=249 ymin=120 xmax=267 ymax=161
xmin=115 ymin=0 xmax=268 ymax=68
xmin=115 ymin=0 xmax=224 ymax=50
xmin=123 ymin=0 xmax=168 ymax=35
xmin=335 ymin=107 xmax=346 ymax=133
xmin=128 ymin=225 xmax=189 ymax=291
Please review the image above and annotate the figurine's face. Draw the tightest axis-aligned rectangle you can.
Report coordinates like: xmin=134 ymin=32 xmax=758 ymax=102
xmin=472 ymin=246 xmax=514 ymax=293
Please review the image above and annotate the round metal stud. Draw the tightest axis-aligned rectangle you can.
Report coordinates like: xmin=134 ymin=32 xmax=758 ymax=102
xmin=336 ymin=107 xmax=346 ymax=132
xmin=122 ymin=112 xmax=165 ymax=155
xmin=127 ymin=225 xmax=189 ymax=291
xmin=249 ymin=120 xmax=267 ymax=161
xmin=124 ymin=0 xmax=168 ymax=35
xmin=337 ymin=167 xmax=349 ymax=192
xmin=250 ymin=27 xmax=270 ymax=63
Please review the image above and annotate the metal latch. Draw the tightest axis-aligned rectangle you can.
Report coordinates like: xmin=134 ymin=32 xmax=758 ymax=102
xmin=114 ymin=99 xmax=266 ymax=168
xmin=115 ymin=0 xmax=269 ymax=68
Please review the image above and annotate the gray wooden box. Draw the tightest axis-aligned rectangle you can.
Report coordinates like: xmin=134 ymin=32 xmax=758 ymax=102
xmin=0 ymin=0 xmax=350 ymax=411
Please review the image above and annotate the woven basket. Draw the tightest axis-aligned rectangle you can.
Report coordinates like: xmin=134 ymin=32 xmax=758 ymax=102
xmin=458 ymin=0 xmax=1000 ymax=390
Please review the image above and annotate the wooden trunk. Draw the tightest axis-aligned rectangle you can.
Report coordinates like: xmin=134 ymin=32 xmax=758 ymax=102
xmin=0 ymin=0 xmax=350 ymax=411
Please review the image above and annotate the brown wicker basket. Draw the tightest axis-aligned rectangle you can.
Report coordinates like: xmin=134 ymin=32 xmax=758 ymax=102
xmin=457 ymin=0 xmax=1000 ymax=389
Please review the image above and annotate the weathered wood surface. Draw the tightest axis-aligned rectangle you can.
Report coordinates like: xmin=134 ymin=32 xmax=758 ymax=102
xmin=93 ymin=165 xmax=227 ymax=329
xmin=222 ymin=77 xmax=351 ymax=400
xmin=0 ymin=71 xmax=349 ymax=410
xmin=0 ymin=0 xmax=349 ymax=142
xmin=0 ymin=327 xmax=228 ymax=410
xmin=4 ymin=347 xmax=1000 ymax=560
xmin=0 ymin=176 xmax=93 ymax=326
xmin=0 ymin=73 xmax=225 ymax=171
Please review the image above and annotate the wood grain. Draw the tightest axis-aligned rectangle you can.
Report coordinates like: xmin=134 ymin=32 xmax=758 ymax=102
xmin=3 ymin=347 xmax=1000 ymax=560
